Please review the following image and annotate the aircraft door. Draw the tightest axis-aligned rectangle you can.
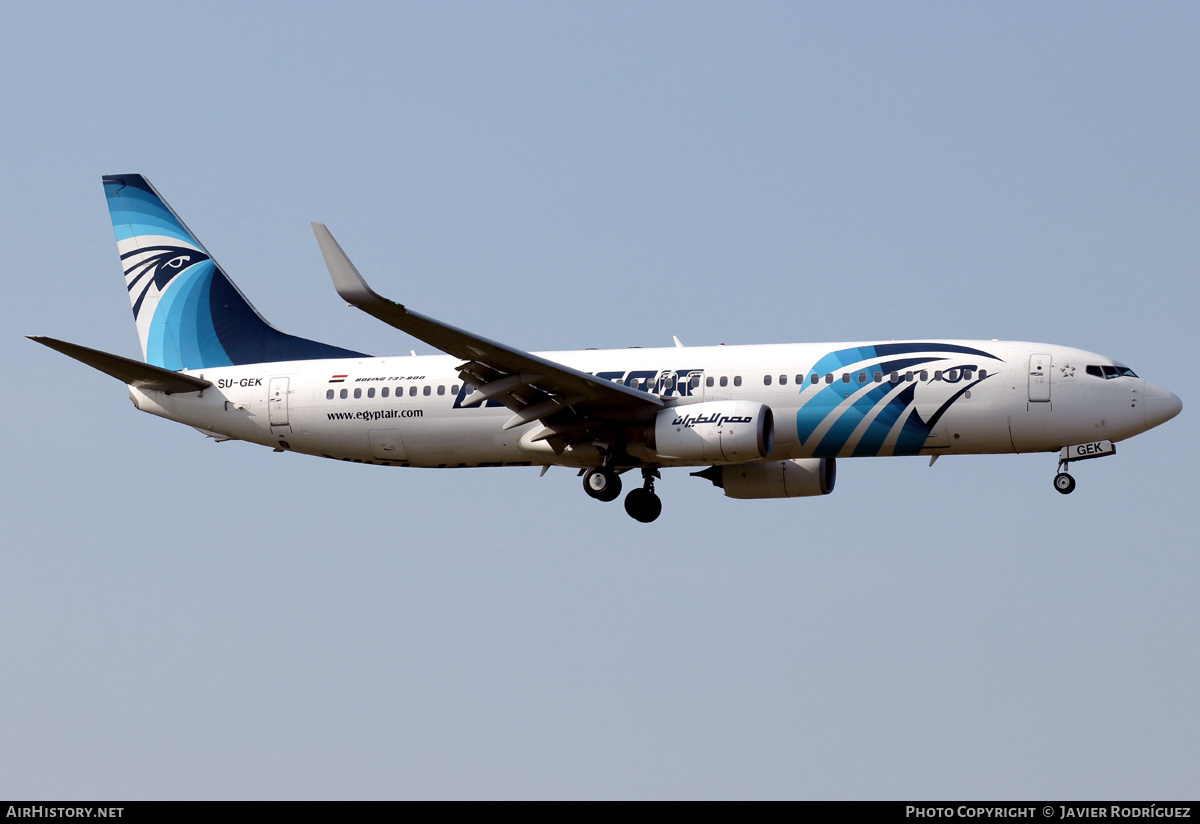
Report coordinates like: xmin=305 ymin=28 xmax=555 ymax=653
xmin=269 ymin=377 xmax=290 ymax=426
xmin=1028 ymin=354 xmax=1052 ymax=403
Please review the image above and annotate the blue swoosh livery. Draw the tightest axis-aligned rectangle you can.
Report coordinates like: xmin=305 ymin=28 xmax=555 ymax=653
xmin=104 ymin=174 xmax=367 ymax=370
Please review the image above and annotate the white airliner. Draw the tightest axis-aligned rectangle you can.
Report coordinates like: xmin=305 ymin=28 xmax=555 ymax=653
xmin=31 ymin=175 xmax=1183 ymax=522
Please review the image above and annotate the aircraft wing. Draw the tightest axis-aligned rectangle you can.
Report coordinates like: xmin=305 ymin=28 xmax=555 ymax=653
xmin=312 ymin=224 xmax=664 ymax=435
xmin=29 ymin=336 xmax=213 ymax=394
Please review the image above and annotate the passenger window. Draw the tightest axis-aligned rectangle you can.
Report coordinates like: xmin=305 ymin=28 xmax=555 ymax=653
xmin=978 ymin=369 xmax=987 ymax=379
xmin=825 ymin=374 xmax=834 ymax=384
xmin=367 ymin=387 xmax=375 ymax=398
xmin=326 ymin=389 xmax=334 ymax=400
xmin=720 ymin=376 xmax=728 ymax=387
xmin=874 ymin=372 xmax=883 ymax=383
xmin=423 ymin=386 xmax=431 ymax=396
xmin=409 ymin=386 xmax=417 ymax=396
xmin=905 ymin=371 xmax=914 ymax=382
xmin=962 ymin=369 xmax=974 ymax=380
xmin=841 ymin=373 xmax=850 ymax=384
xmin=353 ymin=388 xmax=362 ymax=399
xmin=810 ymin=374 xmax=818 ymax=385
xmin=382 ymin=387 xmax=389 ymax=398
xmin=764 ymin=375 xmax=772 ymax=386
xmin=945 ymin=369 xmax=958 ymax=381
xmin=734 ymin=376 xmax=742 ymax=386
xmin=339 ymin=388 xmax=347 ymax=399
xmin=857 ymin=372 xmax=867 ymax=383
xmin=438 ymin=385 xmax=446 ymax=395
xmin=779 ymin=375 xmax=787 ymax=385
xmin=890 ymin=372 xmax=900 ymax=384
xmin=919 ymin=371 xmax=928 ymax=382
xmin=706 ymin=376 xmax=715 ymax=387
xmin=452 ymin=385 xmax=460 ymax=394
xmin=689 ymin=375 xmax=700 ymax=389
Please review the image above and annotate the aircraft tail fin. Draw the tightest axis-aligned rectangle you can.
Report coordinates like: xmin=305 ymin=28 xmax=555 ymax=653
xmin=103 ymin=174 xmax=367 ymax=369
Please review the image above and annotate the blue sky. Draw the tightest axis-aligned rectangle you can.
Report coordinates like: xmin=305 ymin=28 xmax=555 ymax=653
xmin=2 ymin=1 xmax=1197 ymax=799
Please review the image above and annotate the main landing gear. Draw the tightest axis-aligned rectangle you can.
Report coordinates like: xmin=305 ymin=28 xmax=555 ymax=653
xmin=582 ymin=467 xmax=622 ymax=502
xmin=624 ymin=469 xmax=662 ymax=523
xmin=582 ymin=466 xmax=662 ymax=523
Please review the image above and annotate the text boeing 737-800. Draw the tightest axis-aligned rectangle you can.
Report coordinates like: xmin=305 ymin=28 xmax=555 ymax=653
xmin=30 ymin=175 xmax=1183 ymax=522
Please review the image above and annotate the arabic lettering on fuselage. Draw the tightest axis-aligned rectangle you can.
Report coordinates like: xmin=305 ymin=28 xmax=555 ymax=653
xmin=670 ymin=412 xmax=753 ymax=429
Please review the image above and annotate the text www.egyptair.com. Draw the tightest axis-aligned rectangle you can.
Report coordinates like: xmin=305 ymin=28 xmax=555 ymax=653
xmin=327 ymin=409 xmax=424 ymax=422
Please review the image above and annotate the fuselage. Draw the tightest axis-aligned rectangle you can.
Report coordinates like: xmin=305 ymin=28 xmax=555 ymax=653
xmin=127 ymin=338 xmax=1181 ymax=469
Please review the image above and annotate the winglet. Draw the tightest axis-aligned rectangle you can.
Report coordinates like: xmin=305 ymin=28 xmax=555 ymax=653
xmin=311 ymin=222 xmax=396 ymax=309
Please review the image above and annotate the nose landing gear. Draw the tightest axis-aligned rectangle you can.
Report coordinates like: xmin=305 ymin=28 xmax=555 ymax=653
xmin=1052 ymin=439 xmax=1117 ymax=495
xmin=1053 ymin=472 xmax=1076 ymax=495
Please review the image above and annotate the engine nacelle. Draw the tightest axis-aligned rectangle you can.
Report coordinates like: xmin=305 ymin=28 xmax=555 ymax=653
xmin=648 ymin=400 xmax=773 ymax=464
xmin=698 ymin=458 xmax=836 ymax=499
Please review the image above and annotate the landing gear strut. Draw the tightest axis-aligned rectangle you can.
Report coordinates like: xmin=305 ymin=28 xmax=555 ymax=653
xmin=624 ymin=468 xmax=662 ymax=523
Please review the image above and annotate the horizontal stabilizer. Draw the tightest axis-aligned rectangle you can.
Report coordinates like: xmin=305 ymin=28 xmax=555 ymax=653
xmin=28 ymin=336 xmax=212 ymax=394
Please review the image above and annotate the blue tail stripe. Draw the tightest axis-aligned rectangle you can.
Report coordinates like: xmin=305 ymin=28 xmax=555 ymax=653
xmin=104 ymin=174 xmax=370 ymax=368
xmin=147 ymin=261 xmax=233 ymax=370
xmin=169 ymin=268 xmax=208 ymax=368
xmin=106 ymin=182 xmax=195 ymax=244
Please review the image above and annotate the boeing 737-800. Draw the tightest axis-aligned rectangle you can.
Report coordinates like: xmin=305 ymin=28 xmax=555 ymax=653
xmin=30 ymin=175 xmax=1183 ymax=522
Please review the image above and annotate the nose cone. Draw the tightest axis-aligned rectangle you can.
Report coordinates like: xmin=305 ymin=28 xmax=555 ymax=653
xmin=1145 ymin=383 xmax=1183 ymax=429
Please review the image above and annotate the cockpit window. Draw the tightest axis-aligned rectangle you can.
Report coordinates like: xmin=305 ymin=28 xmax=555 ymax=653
xmin=1088 ymin=364 xmax=1139 ymax=379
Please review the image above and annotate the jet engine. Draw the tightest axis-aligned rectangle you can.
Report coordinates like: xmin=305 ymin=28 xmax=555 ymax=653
xmin=647 ymin=400 xmax=773 ymax=463
xmin=693 ymin=458 xmax=836 ymax=499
